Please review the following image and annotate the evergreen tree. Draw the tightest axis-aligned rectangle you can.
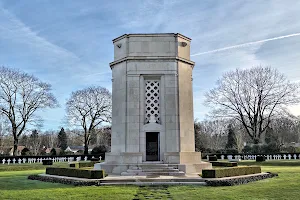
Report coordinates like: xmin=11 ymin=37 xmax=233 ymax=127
xmin=225 ymin=124 xmax=237 ymax=150
xmin=57 ymin=128 xmax=68 ymax=150
xmin=50 ymin=148 xmax=57 ymax=156
xmin=30 ymin=129 xmax=41 ymax=155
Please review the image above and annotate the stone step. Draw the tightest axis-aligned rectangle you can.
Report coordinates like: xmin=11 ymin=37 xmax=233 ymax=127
xmin=145 ymin=171 xmax=185 ymax=176
xmin=127 ymin=169 xmax=179 ymax=173
xmin=129 ymin=166 xmax=175 ymax=170
xmin=100 ymin=182 xmax=207 ymax=186
xmin=135 ymin=164 xmax=170 ymax=168
xmin=100 ymin=178 xmax=205 ymax=183
xmin=120 ymin=172 xmax=138 ymax=176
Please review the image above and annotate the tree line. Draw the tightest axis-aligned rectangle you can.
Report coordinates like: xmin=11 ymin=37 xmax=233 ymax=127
xmin=0 ymin=66 xmax=112 ymax=155
xmin=1 ymin=65 xmax=299 ymax=155
xmin=197 ymin=66 xmax=300 ymax=154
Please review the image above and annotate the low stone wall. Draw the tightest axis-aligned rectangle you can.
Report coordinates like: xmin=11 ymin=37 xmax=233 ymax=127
xmin=204 ymin=172 xmax=278 ymax=186
xmin=28 ymin=174 xmax=101 ymax=186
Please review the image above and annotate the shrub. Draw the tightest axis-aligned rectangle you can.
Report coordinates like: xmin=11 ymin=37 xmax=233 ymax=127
xmin=21 ymin=148 xmax=31 ymax=156
xmin=208 ymin=155 xmax=218 ymax=161
xmin=202 ymin=166 xmax=261 ymax=178
xmin=46 ymin=167 xmax=104 ymax=179
xmin=263 ymin=142 xmax=280 ymax=154
xmin=243 ymin=143 xmax=280 ymax=154
xmin=210 ymin=161 xmax=238 ymax=167
xmin=50 ymin=148 xmax=57 ymax=156
xmin=91 ymin=145 xmax=107 ymax=155
xmin=256 ymin=155 xmax=266 ymax=162
xmin=225 ymin=148 xmax=238 ymax=154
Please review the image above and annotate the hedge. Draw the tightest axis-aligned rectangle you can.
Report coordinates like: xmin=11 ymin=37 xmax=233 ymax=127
xmin=42 ymin=159 xmax=53 ymax=165
xmin=202 ymin=166 xmax=261 ymax=178
xmin=46 ymin=167 xmax=104 ymax=179
xmin=208 ymin=155 xmax=218 ymax=161
xmin=210 ymin=161 xmax=238 ymax=167
xmin=69 ymin=161 xmax=99 ymax=168
xmin=256 ymin=155 xmax=266 ymax=162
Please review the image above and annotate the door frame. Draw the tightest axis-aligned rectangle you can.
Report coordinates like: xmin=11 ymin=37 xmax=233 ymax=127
xmin=145 ymin=132 xmax=160 ymax=161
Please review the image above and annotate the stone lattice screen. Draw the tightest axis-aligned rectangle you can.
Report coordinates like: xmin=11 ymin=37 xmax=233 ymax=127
xmin=145 ymin=80 xmax=160 ymax=124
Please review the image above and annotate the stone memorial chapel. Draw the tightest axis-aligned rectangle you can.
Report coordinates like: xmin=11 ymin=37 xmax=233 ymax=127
xmin=95 ymin=33 xmax=211 ymax=175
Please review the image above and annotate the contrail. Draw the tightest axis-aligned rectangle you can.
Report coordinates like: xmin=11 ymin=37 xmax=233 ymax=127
xmin=191 ymin=32 xmax=300 ymax=56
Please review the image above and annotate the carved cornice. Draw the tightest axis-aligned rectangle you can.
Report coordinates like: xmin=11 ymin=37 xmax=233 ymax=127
xmin=109 ymin=56 xmax=195 ymax=69
xmin=112 ymin=33 xmax=191 ymax=43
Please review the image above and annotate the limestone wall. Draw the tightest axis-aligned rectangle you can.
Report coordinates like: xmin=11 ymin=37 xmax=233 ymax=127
xmin=178 ymin=61 xmax=195 ymax=152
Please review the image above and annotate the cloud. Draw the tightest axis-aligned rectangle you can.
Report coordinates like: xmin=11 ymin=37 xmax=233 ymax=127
xmin=0 ymin=7 xmax=81 ymax=65
xmin=1 ymin=0 xmax=300 ymax=129
xmin=191 ymin=32 xmax=300 ymax=56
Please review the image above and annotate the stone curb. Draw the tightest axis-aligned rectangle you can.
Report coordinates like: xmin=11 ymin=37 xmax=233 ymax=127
xmin=204 ymin=172 xmax=278 ymax=186
xmin=28 ymin=172 xmax=278 ymax=186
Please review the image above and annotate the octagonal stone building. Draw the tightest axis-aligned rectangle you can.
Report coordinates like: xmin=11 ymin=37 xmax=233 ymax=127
xmin=96 ymin=33 xmax=211 ymax=174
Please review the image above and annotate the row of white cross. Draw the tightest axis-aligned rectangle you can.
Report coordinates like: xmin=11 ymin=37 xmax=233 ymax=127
xmin=1 ymin=156 xmax=81 ymax=165
xmin=1 ymin=155 xmax=102 ymax=164
xmin=207 ymin=154 xmax=300 ymax=161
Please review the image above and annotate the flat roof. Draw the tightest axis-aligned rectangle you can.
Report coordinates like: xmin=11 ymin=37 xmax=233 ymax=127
xmin=112 ymin=33 xmax=191 ymax=43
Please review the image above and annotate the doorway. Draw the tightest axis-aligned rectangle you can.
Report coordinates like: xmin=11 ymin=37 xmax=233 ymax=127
xmin=146 ymin=132 xmax=159 ymax=161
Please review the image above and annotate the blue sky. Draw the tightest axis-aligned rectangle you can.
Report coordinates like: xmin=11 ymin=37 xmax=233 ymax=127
xmin=0 ymin=0 xmax=300 ymax=130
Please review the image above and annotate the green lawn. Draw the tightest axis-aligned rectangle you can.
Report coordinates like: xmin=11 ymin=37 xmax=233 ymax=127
xmin=0 ymin=161 xmax=300 ymax=199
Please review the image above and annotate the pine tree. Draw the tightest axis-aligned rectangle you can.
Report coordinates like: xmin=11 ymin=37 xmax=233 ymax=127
xmin=57 ymin=128 xmax=68 ymax=151
xmin=30 ymin=129 xmax=41 ymax=155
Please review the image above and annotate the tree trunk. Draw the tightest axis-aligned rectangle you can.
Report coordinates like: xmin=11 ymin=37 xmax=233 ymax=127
xmin=13 ymin=138 xmax=18 ymax=156
xmin=84 ymin=133 xmax=89 ymax=154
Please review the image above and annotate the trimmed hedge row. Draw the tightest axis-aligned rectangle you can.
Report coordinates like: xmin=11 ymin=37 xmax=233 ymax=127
xmin=208 ymin=155 xmax=218 ymax=161
xmin=69 ymin=161 xmax=99 ymax=168
xmin=46 ymin=167 xmax=104 ymax=179
xmin=202 ymin=166 xmax=261 ymax=178
xmin=42 ymin=160 xmax=53 ymax=165
xmin=256 ymin=155 xmax=266 ymax=162
xmin=205 ymin=172 xmax=278 ymax=186
xmin=210 ymin=161 xmax=238 ymax=167
xmin=28 ymin=174 xmax=101 ymax=186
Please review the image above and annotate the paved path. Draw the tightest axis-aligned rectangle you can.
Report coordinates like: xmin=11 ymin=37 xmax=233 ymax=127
xmin=133 ymin=185 xmax=173 ymax=200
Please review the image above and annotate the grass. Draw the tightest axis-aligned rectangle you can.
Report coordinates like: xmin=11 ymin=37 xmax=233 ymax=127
xmin=0 ymin=160 xmax=300 ymax=199
xmin=0 ymin=162 xmax=69 ymax=172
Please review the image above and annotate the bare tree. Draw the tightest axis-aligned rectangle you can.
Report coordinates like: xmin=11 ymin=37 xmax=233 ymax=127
xmin=231 ymin=124 xmax=246 ymax=153
xmin=196 ymin=120 xmax=228 ymax=151
xmin=205 ymin=66 xmax=300 ymax=144
xmin=0 ymin=115 xmax=10 ymax=153
xmin=66 ymin=86 xmax=112 ymax=154
xmin=0 ymin=67 xmax=58 ymax=155
xmin=43 ymin=130 xmax=58 ymax=148
xmin=95 ymin=126 xmax=111 ymax=150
